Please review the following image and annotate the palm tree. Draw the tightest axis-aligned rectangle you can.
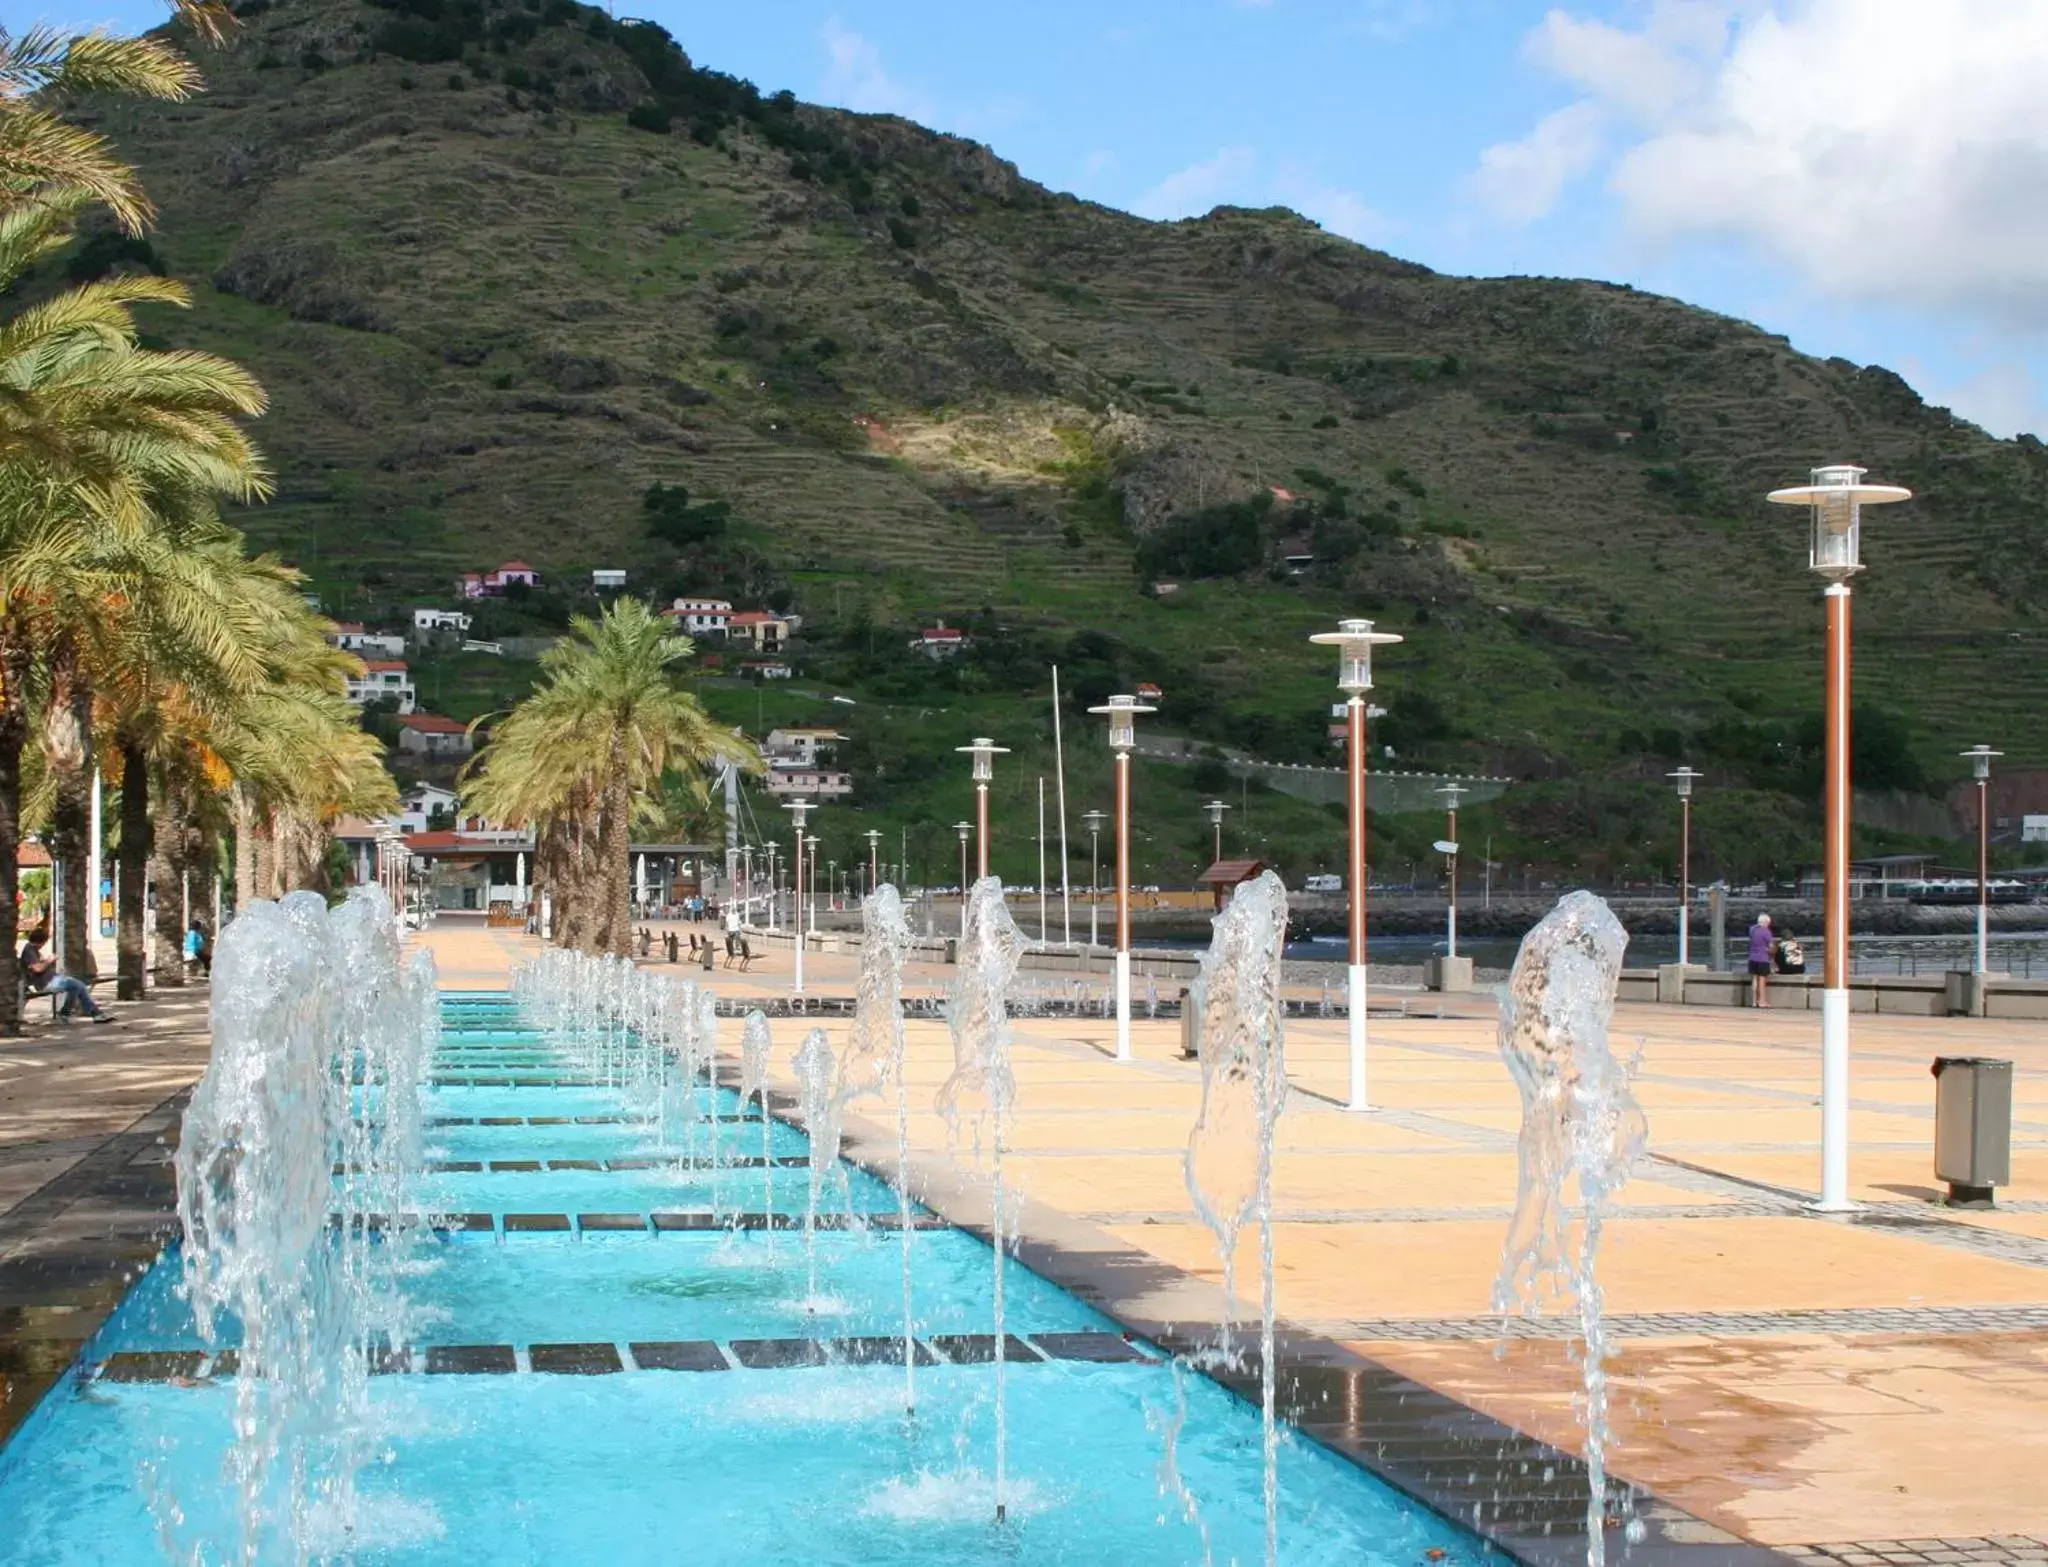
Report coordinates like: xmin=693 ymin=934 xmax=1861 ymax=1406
xmin=464 ymin=599 xmax=755 ymax=956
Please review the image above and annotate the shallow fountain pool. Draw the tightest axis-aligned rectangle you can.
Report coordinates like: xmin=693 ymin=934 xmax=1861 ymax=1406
xmin=0 ymin=992 xmax=1500 ymax=1566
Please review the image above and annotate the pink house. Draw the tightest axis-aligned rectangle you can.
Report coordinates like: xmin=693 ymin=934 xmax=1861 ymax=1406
xmin=456 ymin=561 xmax=540 ymax=599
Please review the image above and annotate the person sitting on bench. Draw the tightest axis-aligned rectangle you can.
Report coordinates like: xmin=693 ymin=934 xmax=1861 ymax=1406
xmin=20 ymin=925 xmax=110 ymax=1023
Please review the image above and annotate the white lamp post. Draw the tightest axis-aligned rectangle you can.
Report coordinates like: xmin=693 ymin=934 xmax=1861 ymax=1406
xmin=956 ymin=738 xmax=1009 ymax=882
xmin=1768 ymin=462 xmax=1912 ymax=1212
xmin=1082 ymin=808 xmax=1106 ymax=948
xmin=1088 ymin=694 xmax=1156 ymax=1064
xmin=806 ymin=834 xmax=819 ymax=935
xmin=764 ymin=843 xmax=779 ymax=932
xmin=865 ymin=827 xmax=882 ymax=891
xmin=1203 ymin=799 xmax=1230 ymax=864
xmin=1668 ymin=767 xmax=1703 ymax=967
xmin=1436 ymin=782 xmax=1466 ymax=960
xmin=784 ymin=800 xmax=812 ymax=995
xmin=1308 ymin=617 xmax=1402 ymax=1112
xmin=1961 ymin=745 xmax=2002 ymax=976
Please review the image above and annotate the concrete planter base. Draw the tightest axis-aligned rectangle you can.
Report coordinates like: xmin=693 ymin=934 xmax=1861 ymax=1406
xmin=1424 ymin=954 xmax=1475 ymax=993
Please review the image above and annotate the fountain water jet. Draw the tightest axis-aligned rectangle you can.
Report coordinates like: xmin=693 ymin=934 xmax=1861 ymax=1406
xmin=1183 ymin=869 xmax=1289 ymax=1567
xmin=1493 ymin=889 xmax=1647 ymax=1566
xmin=739 ymin=1009 xmax=774 ymax=1240
xmin=174 ymin=887 xmax=432 ymax=1563
xmin=936 ymin=876 xmax=1024 ymax=1524
xmin=843 ymin=885 xmax=917 ymax=1411
xmin=792 ymin=1026 xmax=839 ymax=1306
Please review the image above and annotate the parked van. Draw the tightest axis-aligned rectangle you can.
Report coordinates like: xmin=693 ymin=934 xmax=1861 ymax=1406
xmin=1302 ymin=874 xmax=1343 ymax=894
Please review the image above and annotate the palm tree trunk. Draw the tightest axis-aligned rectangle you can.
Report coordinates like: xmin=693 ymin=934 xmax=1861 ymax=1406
xmin=149 ymin=764 xmax=186 ymax=989
xmin=233 ymin=788 xmax=256 ymax=912
xmin=596 ymin=759 xmax=632 ymax=958
xmin=0 ymin=712 xmax=25 ymax=1036
xmin=50 ymin=781 xmax=91 ymax=981
xmin=42 ymin=646 xmax=93 ymax=981
xmin=116 ymin=737 xmax=150 ymax=1001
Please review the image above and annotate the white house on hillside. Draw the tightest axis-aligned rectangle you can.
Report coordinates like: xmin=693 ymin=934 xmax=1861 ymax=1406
xmin=765 ymin=763 xmax=852 ymax=799
xmin=344 ymin=660 xmax=417 ymax=715
xmin=663 ymin=597 xmax=732 ymax=637
xmin=329 ymin=623 xmax=407 ymax=658
xmin=399 ymin=782 xmax=459 ymax=833
xmin=765 ymin=727 xmax=844 ymax=767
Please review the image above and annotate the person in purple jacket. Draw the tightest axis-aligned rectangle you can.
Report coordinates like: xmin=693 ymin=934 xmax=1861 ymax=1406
xmin=1747 ymin=912 xmax=1774 ymax=1007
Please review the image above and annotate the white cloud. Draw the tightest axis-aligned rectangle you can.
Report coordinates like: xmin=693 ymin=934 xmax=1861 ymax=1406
xmin=819 ymin=19 xmax=934 ymax=122
xmin=1129 ymin=148 xmax=1388 ymax=246
xmin=1483 ymin=1 xmax=2048 ymax=326
xmin=1905 ymin=356 xmax=2047 ymax=441
xmin=1272 ymin=164 xmax=1391 ymax=245
xmin=1468 ymin=103 xmax=1607 ymax=225
xmin=1133 ymin=147 xmax=1259 ymax=220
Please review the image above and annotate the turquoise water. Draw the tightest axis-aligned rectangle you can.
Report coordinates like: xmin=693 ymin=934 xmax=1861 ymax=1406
xmin=0 ymin=995 xmax=1497 ymax=1565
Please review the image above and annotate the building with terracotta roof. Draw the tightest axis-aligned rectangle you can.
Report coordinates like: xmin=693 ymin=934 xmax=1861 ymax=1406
xmin=728 ymin=610 xmax=791 ymax=651
xmin=344 ymin=659 xmax=416 ymax=715
xmin=455 ymin=561 xmax=540 ymax=600
xmin=397 ymin=713 xmax=473 ymax=759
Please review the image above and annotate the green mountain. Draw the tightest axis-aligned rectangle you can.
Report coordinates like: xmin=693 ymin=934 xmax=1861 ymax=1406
xmin=69 ymin=0 xmax=2048 ymax=883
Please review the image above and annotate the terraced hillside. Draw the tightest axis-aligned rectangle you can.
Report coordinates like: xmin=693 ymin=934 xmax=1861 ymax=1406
xmin=64 ymin=0 xmax=2048 ymax=872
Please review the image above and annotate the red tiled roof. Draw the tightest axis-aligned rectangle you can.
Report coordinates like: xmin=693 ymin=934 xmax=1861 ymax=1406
xmin=1197 ymin=858 xmax=1268 ymax=885
xmin=401 ymin=713 xmax=469 ymax=734
xmin=921 ymin=626 xmax=964 ymax=640
xmin=17 ymin=842 xmax=51 ymax=869
xmin=729 ymin=610 xmax=778 ymax=625
xmin=331 ymin=621 xmax=366 ymax=633
xmin=360 ymin=659 xmax=409 ymax=673
xmin=497 ymin=561 xmax=536 ymax=573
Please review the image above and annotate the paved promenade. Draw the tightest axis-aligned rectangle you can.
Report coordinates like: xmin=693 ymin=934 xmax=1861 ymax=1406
xmin=419 ymin=924 xmax=2048 ymax=1558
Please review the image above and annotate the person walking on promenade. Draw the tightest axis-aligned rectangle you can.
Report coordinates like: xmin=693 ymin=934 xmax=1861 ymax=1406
xmin=1747 ymin=912 xmax=1775 ymax=1007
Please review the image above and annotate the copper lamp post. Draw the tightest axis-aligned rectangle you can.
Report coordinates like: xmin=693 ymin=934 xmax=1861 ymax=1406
xmin=1088 ymin=695 xmax=1156 ymax=1064
xmin=1307 ymin=618 xmax=1402 ymax=1112
xmin=1668 ymin=767 xmax=1704 ymax=967
xmin=956 ymin=738 xmax=1009 ymax=882
xmin=953 ymin=821 xmax=973 ymax=937
xmin=1767 ymin=463 xmax=1911 ymax=1211
xmin=1961 ymin=745 xmax=2002 ymax=976
xmin=783 ymin=799 xmax=813 ymax=995
xmin=1082 ymin=809 xmax=1106 ymax=948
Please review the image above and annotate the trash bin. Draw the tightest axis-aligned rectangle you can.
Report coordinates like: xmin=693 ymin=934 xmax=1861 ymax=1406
xmin=1932 ymin=1055 xmax=2013 ymax=1208
xmin=1178 ymin=988 xmax=1200 ymax=1060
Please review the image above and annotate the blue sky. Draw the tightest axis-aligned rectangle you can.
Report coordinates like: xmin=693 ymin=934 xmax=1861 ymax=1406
xmin=37 ymin=1 xmax=2048 ymax=438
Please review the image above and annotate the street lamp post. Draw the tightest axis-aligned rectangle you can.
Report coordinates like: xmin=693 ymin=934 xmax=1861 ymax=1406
xmin=1203 ymin=799 xmax=1230 ymax=865
xmin=783 ymin=801 xmax=812 ymax=994
xmin=827 ymin=860 xmax=838 ymax=913
xmin=1308 ymin=617 xmax=1402 ymax=1112
xmin=1436 ymin=782 xmax=1467 ymax=959
xmin=1668 ymin=767 xmax=1704 ymax=967
xmin=1082 ymin=809 xmax=1106 ymax=949
xmin=1088 ymin=695 xmax=1156 ymax=1064
xmin=741 ymin=845 xmax=754 ymax=928
xmin=1768 ymin=463 xmax=1912 ymax=1212
xmin=865 ymin=828 xmax=882 ymax=892
xmin=806 ymin=834 xmax=819 ymax=935
xmin=1962 ymin=745 xmax=2003 ymax=976
xmin=765 ymin=843 xmax=780 ymax=931
xmin=956 ymin=738 xmax=1010 ymax=881
xmin=953 ymin=821 xmax=973 ymax=936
